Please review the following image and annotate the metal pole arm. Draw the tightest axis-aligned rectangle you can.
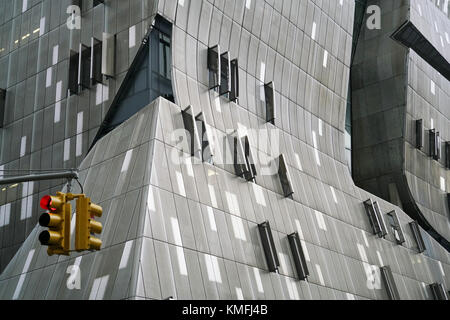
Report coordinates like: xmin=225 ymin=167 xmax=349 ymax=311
xmin=0 ymin=171 xmax=79 ymax=186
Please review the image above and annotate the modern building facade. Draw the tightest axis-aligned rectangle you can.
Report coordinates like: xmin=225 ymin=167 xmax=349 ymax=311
xmin=0 ymin=0 xmax=448 ymax=300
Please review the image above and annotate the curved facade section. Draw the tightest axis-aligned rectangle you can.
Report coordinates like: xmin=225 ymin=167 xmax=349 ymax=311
xmin=352 ymin=0 xmax=450 ymax=248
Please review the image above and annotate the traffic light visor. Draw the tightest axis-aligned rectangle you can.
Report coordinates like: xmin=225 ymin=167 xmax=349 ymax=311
xmin=40 ymin=195 xmax=60 ymax=212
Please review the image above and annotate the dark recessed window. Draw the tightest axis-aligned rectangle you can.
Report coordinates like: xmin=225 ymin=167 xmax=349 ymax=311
xmin=429 ymin=129 xmax=441 ymax=160
xmin=0 ymin=88 xmax=5 ymax=128
xmin=380 ymin=266 xmax=400 ymax=300
xmin=387 ymin=211 xmax=405 ymax=245
xmin=409 ymin=221 xmax=426 ymax=253
xmin=363 ymin=199 xmax=388 ymax=238
xmin=429 ymin=283 xmax=449 ymax=300
xmin=208 ymin=45 xmax=220 ymax=91
xmin=230 ymin=59 xmax=239 ymax=102
xmin=90 ymin=37 xmax=102 ymax=85
xmin=69 ymin=50 xmax=79 ymax=95
xmin=445 ymin=142 xmax=450 ymax=169
xmin=278 ymin=154 xmax=294 ymax=198
xmin=195 ymin=112 xmax=214 ymax=164
xmin=265 ymin=82 xmax=276 ymax=124
xmin=229 ymin=131 xmax=248 ymax=178
xmin=219 ymin=52 xmax=231 ymax=97
xmin=79 ymin=43 xmax=91 ymax=90
xmin=159 ymin=33 xmax=171 ymax=80
xmin=258 ymin=221 xmax=280 ymax=273
xmin=182 ymin=106 xmax=202 ymax=159
xmin=288 ymin=232 xmax=309 ymax=281
xmin=243 ymin=136 xmax=257 ymax=182
xmin=416 ymin=119 xmax=423 ymax=150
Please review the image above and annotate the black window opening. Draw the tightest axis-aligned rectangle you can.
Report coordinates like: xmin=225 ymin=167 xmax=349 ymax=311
xmin=429 ymin=283 xmax=449 ymax=300
xmin=182 ymin=106 xmax=202 ymax=160
xmin=445 ymin=142 xmax=450 ymax=169
xmin=91 ymin=15 xmax=174 ymax=148
xmin=207 ymin=45 xmax=239 ymax=102
xmin=195 ymin=112 xmax=214 ymax=164
xmin=363 ymin=199 xmax=388 ymax=238
xmin=409 ymin=221 xmax=426 ymax=253
xmin=229 ymin=131 xmax=248 ymax=178
xmin=429 ymin=129 xmax=441 ymax=161
xmin=258 ymin=221 xmax=280 ymax=273
xmin=0 ymin=88 xmax=6 ymax=128
xmin=229 ymin=133 xmax=257 ymax=182
xmin=69 ymin=50 xmax=79 ymax=95
xmin=288 ymin=232 xmax=309 ymax=281
xmin=380 ymin=266 xmax=400 ymax=300
xmin=415 ymin=119 xmax=423 ymax=150
xmin=208 ymin=45 xmax=221 ymax=90
xmin=79 ymin=43 xmax=91 ymax=90
xmin=265 ymin=82 xmax=276 ymax=125
xmin=278 ymin=154 xmax=294 ymax=198
xmin=387 ymin=211 xmax=405 ymax=245
xmin=90 ymin=37 xmax=102 ymax=86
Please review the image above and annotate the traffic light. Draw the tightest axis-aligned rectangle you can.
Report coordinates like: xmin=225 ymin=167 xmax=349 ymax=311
xmin=38 ymin=192 xmax=71 ymax=256
xmin=75 ymin=196 xmax=103 ymax=251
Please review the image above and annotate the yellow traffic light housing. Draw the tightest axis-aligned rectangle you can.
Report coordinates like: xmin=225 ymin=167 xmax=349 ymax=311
xmin=38 ymin=193 xmax=71 ymax=256
xmin=76 ymin=196 xmax=103 ymax=251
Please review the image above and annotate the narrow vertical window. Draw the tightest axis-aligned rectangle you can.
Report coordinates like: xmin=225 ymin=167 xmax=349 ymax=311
xmin=387 ymin=211 xmax=405 ymax=245
xmin=265 ymin=82 xmax=276 ymax=124
xmin=243 ymin=136 xmax=257 ymax=182
xmin=90 ymin=37 xmax=102 ymax=85
xmin=258 ymin=221 xmax=280 ymax=273
xmin=380 ymin=266 xmax=400 ymax=300
xmin=415 ymin=119 xmax=423 ymax=150
xmin=446 ymin=142 xmax=450 ymax=169
xmin=429 ymin=283 xmax=449 ymax=300
xmin=219 ymin=52 xmax=231 ymax=97
xmin=230 ymin=59 xmax=239 ymax=102
xmin=0 ymin=88 xmax=5 ymax=128
xmin=196 ymin=112 xmax=214 ymax=163
xmin=208 ymin=45 xmax=221 ymax=90
xmin=429 ymin=129 xmax=441 ymax=160
xmin=278 ymin=154 xmax=294 ymax=198
xmin=229 ymin=131 xmax=248 ymax=178
xmin=288 ymin=232 xmax=309 ymax=280
xmin=182 ymin=106 xmax=202 ymax=159
xmin=409 ymin=221 xmax=426 ymax=253
xmin=69 ymin=50 xmax=79 ymax=95
xmin=363 ymin=199 xmax=388 ymax=238
xmin=79 ymin=43 xmax=91 ymax=90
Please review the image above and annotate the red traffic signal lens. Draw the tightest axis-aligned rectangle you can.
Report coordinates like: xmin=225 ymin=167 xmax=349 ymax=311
xmin=40 ymin=195 xmax=56 ymax=212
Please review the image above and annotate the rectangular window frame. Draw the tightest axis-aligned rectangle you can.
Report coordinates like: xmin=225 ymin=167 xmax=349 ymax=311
xmin=363 ymin=199 xmax=388 ymax=238
xmin=387 ymin=210 xmax=405 ymax=245
xmin=265 ymin=82 xmax=276 ymax=124
xmin=102 ymin=32 xmax=115 ymax=78
xmin=195 ymin=112 xmax=214 ymax=164
xmin=243 ymin=136 xmax=257 ymax=182
xmin=69 ymin=49 xmax=79 ymax=95
xmin=288 ymin=232 xmax=309 ymax=281
xmin=90 ymin=37 xmax=103 ymax=86
xmin=79 ymin=43 xmax=91 ymax=91
xmin=230 ymin=59 xmax=239 ymax=102
xmin=380 ymin=266 xmax=400 ymax=300
xmin=182 ymin=106 xmax=202 ymax=159
xmin=208 ymin=45 xmax=221 ymax=90
xmin=429 ymin=283 xmax=449 ymax=300
xmin=278 ymin=154 xmax=294 ymax=198
xmin=0 ymin=88 xmax=5 ymax=128
xmin=409 ymin=221 xmax=426 ymax=253
xmin=258 ymin=221 xmax=280 ymax=273
xmin=416 ymin=119 xmax=423 ymax=150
